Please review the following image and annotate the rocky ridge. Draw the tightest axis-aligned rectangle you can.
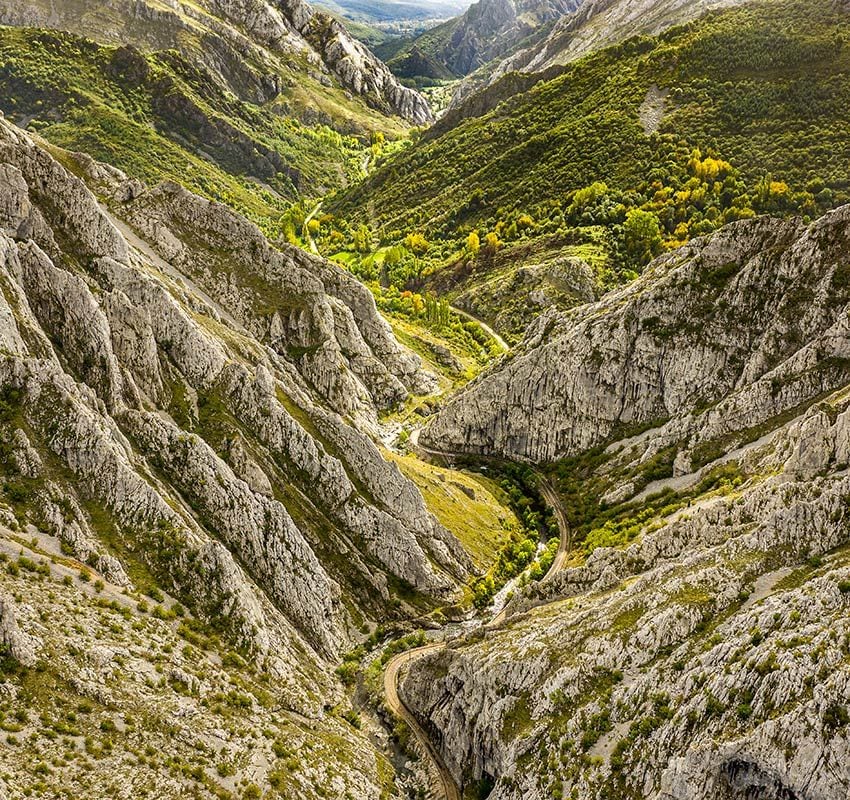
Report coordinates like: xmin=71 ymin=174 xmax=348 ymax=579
xmin=0 ymin=115 xmax=470 ymax=672
xmin=423 ymin=210 xmax=850 ymax=466
xmin=402 ymin=206 xmax=850 ymax=799
xmin=418 ymin=0 xmax=580 ymax=77
xmin=448 ymin=0 xmax=742 ymax=109
xmin=403 ymin=395 xmax=850 ymax=797
xmin=0 ymin=0 xmax=432 ymax=125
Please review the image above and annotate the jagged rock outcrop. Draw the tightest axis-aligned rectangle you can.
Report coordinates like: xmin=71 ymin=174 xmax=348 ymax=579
xmin=0 ymin=0 xmax=432 ymax=125
xmin=403 ymin=383 xmax=850 ymax=798
xmin=444 ymin=0 xmax=580 ymax=76
xmin=289 ymin=2 xmax=433 ymax=124
xmin=392 ymin=0 xmax=578 ymax=82
xmin=0 ymin=595 xmax=39 ymax=666
xmin=0 ymin=117 xmax=468 ymax=669
xmin=423 ymin=209 xmax=850 ymax=464
xmin=98 ymin=176 xmax=436 ymax=419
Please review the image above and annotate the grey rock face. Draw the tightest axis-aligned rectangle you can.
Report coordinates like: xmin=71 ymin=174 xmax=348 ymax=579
xmin=512 ymin=0 xmax=741 ymax=73
xmin=0 ymin=118 xmax=466 ymax=665
xmin=38 ymin=483 xmax=132 ymax=587
xmin=213 ymin=0 xmax=433 ymax=123
xmin=444 ymin=0 xmax=581 ymax=76
xmin=0 ymin=164 xmax=36 ymax=239
xmin=0 ymin=595 xmax=39 ymax=666
xmin=126 ymin=408 xmax=345 ymax=654
xmin=403 ymin=387 xmax=850 ymax=798
xmin=105 ymin=178 xmax=434 ymax=420
xmin=403 ymin=0 xmax=580 ymax=85
xmin=401 ymin=205 xmax=850 ymax=799
xmin=290 ymin=1 xmax=434 ymax=124
xmin=449 ymin=0 xmax=742 ymax=109
xmin=424 ymin=209 xmax=850 ymax=464
xmin=8 ymin=428 xmax=41 ymax=478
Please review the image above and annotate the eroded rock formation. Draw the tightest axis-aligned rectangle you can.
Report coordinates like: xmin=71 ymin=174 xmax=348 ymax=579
xmin=423 ymin=211 xmax=850 ymax=464
xmin=0 ymin=117 xmax=467 ymax=668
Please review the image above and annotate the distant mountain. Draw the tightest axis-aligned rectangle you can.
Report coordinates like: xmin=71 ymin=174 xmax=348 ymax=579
xmin=386 ymin=0 xmax=578 ymax=79
xmin=386 ymin=0 xmax=743 ymax=93
xmin=322 ymin=0 xmax=470 ymax=24
xmin=450 ymin=0 xmax=743 ymax=104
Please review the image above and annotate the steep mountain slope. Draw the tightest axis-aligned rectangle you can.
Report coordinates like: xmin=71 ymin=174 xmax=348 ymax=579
xmin=0 ymin=0 xmax=432 ymax=126
xmin=327 ymin=0 xmax=850 ymax=338
xmin=0 ymin=109 xmax=519 ymax=796
xmin=336 ymin=0 xmax=850 ymax=238
xmin=423 ymin=209 xmax=850 ymax=463
xmin=386 ymin=0 xmax=578 ymax=79
xmin=0 ymin=548 xmax=400 ymax=799
xmin=404 ymin=205 xmax=850 ymax=799
xmin=0 ymin=26 xmax=368 ymax=222
xmin=450 ymin=0 xmax=742 ymax=105
xmin=0 ymin=12 xmax=430 ymax=247
xmin=0 ymin=0 xmax=437 ymax=243
xmin=0 ymin=114 xmax=477 ymax=662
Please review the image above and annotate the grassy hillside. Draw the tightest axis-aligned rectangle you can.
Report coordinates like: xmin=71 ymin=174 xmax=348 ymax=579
xmin=385 ymin=452 xmax=518 ymax=570
xmin=325 ymin=0 xmax=850 ymax=302
xmin=0 ymin=26 xmax=403 ymax=238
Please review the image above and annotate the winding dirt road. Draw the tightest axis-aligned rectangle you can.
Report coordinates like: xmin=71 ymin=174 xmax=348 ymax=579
xmin=538 ymin=477 xmax=572 ymax=579
xmin=302 ymin=201 xmax=322 ymax=255
xmin=382 ymin=456 xmax=571 ymax=798
xmin=384 ymin=643 xmax=461 ymax=800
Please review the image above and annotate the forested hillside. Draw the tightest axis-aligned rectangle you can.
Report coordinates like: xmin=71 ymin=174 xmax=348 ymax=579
xmin=325 ymin=0 xmax=850 ymax=331
xmin=0 ymin=29 xmax=376 ymax=231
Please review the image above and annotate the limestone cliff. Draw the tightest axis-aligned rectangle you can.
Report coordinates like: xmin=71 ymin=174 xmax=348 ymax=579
xmin=404 ymin=398 xmax=850 ymax=797
xmin=404 ymin=206 xmax=850 ymax=799
xmin=423 ymin=210 xmax=850 ymax=465
xmin=0 ymin=116 xmax=469 ymax=669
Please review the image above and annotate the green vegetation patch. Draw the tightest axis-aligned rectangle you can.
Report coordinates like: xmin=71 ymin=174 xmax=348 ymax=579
xmin=0 ymin=26 xmax=385 ymax=237
xmin=385 ymin=451 xmax=518 ymax=570
xmin=323 ymin=0 xmax=850 ymax=306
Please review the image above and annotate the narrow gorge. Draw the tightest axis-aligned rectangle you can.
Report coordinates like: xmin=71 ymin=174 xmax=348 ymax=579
xmin=1 ymin=0 xmax=850 ymax=799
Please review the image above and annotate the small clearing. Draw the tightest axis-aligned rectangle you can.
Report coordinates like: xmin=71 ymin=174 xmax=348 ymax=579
xmin=639 ymin=85 xmax=668 ymax=135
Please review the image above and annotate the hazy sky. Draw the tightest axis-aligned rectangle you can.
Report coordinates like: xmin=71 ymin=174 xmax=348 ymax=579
xmin=409 ymin=0 xmax=470 ymax=7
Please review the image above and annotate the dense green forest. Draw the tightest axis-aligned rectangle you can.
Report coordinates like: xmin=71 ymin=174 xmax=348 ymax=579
xmin=324 ymin=0 xmax=850 ymax=291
